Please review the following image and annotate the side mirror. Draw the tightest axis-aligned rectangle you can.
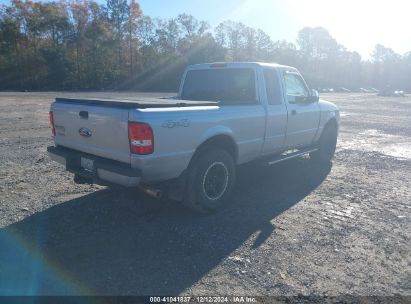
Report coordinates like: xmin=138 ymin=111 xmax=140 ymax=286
xmin=304 ymin=89 xmax=319 ymax=103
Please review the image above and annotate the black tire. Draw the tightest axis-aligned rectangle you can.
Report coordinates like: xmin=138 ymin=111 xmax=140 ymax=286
xmin=310 ymin=124 xmax=338 ymax=163
xmin=184 ymin=148 xmax=236 ymax=213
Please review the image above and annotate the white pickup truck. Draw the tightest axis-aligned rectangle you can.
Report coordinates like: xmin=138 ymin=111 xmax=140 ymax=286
xmin=48 ymin=62 xmax=339 ymax=212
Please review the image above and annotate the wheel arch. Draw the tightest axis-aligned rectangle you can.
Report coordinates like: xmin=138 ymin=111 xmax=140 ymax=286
xmin=323 ymin=117 xmax=338 ymax=132
xmin=193 ymin=134 xmax=238 ymax=164
xmin=318 ymin=116 xmax=338 ymax=143
xmin=313 ymin=117 xmax=338 ymax=145
xmin=320 ymin=116 xmax=338 ymax=137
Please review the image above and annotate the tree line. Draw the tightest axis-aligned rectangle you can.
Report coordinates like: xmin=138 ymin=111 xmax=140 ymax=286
xmin=1 ymin=0 xmax=410 ymax=92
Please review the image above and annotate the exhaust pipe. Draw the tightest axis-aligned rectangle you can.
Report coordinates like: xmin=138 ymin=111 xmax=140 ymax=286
xmin=74 ymin=174 xmax=93 ymax=185
xmin=139 ymin=186 xmax=163 ymax=199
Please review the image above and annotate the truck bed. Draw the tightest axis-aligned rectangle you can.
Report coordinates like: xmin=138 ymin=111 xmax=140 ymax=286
xmin=55 ymin=97 xmax=218 ymax=109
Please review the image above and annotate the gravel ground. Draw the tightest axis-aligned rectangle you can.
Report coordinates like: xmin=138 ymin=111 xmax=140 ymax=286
xmin=0 ymin=92 xmax=410 ymax=297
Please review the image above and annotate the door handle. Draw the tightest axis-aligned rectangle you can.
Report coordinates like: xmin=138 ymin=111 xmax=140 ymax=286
xmin=291 ymin=110 xmax=297 ymax=115
xmin=79 ymin=111 xmax=88 ymax=119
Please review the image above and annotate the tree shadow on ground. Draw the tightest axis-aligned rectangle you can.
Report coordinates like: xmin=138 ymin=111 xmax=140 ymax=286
xmin=0 ymin=158 xmax=331 ymax=295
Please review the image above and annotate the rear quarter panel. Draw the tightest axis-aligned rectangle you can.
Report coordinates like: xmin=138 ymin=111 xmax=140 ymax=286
xmin=129 ymin=105 xmax=266 ymax=182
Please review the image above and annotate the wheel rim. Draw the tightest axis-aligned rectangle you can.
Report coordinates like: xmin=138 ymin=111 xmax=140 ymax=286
xmin=202 ymin=161 xmax=229 ymax=201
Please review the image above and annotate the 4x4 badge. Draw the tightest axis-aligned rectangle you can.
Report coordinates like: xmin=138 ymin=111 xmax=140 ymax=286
xmin=161 ymin=119 xmax=190 ymax=128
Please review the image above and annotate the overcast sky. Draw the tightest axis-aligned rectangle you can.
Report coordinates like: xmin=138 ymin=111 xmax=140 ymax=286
xmin=1 ymin=0 xmax=410 ymax=59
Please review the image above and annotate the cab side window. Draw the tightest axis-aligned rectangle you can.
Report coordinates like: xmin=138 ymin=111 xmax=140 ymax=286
xmin=264 ymin=69 xmax=282 ymax=105
xmin=284 ymin=73 xmax=309 ymax=103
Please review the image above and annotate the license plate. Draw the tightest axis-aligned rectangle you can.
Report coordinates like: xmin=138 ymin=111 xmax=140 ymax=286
xmin=80 ymin=157 xmax=94 ymax=171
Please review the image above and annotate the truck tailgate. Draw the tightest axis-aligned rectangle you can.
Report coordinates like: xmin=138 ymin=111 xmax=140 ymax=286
xmin=52 ymin=101 xmax=131 ymax=164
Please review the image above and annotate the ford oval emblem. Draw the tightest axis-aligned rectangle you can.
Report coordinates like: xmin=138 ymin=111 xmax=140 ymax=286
xmin=78 ymin=127 xmax=92 ymax=137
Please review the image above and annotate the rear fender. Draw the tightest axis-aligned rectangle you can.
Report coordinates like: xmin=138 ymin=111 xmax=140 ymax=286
xmin=200 ymin=125 xmax=234 ymax=143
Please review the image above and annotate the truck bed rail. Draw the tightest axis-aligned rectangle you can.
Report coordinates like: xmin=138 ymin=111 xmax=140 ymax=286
xmin=55 ymin=97 xmax=218 ymax=109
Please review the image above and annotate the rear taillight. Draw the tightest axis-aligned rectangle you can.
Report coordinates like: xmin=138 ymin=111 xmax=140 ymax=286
xmin=49 ymin=111 xmax=56 ymax=136
xmin=128 ymin=122 xmax=154 ymax=155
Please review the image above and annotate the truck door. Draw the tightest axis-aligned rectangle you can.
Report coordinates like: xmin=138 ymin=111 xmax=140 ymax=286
xmin=261 ymin=69 xmax=288 ymax=155
xmin=283 ymin=72 xmax=320 ymax=148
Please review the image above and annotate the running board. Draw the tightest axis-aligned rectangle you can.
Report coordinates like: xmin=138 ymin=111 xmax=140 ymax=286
xmin=266 ymin=148 xmax=318 ymax=166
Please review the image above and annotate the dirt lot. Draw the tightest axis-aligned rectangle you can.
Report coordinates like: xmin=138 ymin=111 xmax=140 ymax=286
xmin=0 ymin=92 xmax=410 ymax=297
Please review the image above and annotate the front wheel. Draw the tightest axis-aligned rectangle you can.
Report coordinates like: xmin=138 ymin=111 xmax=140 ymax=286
xmin=184 ymin=148 xmax=236 ymax=213
xmin=310 ymin=124 xmax=338 ymax=163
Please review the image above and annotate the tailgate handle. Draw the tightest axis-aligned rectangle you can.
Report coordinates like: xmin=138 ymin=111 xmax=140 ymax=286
xmin=79 ymin=111 xmax=88 ymax=119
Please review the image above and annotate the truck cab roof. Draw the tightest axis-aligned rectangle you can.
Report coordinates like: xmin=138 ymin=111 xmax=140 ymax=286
xmin=186 ymin=62 xmax=297 ymax=72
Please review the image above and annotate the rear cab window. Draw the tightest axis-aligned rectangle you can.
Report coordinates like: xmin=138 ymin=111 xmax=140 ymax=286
xmin=181 ymin=68 xmax=257 ymax=105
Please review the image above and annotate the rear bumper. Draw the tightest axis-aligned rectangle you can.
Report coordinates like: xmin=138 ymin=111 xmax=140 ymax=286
xmin=47 ymin=146 xmax=141 ymax=187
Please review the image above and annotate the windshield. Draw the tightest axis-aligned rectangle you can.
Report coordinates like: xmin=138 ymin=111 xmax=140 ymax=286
xmin=181 ymin=68 xmax=257 ymax=104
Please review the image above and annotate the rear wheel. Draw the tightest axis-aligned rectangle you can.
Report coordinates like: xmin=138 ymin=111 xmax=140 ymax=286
xmin=184 ymin=148 xmax=236 ymax=213
xmin=310 ymin=124 xmax=338 ymax=163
